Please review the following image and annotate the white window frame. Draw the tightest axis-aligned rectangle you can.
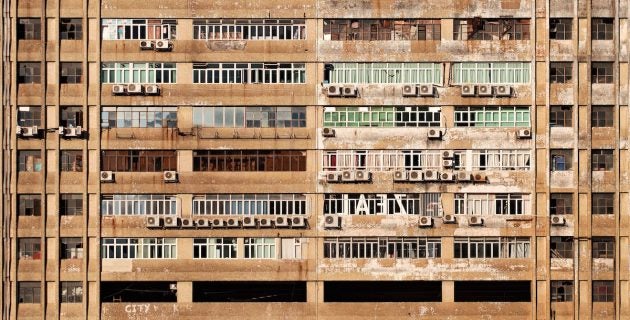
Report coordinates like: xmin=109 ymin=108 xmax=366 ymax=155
xmin=192 ymin=106 xmax=306 ymax=128
xmin=454 ymin=193 xmax=530 ymax=216
xmin=101 ymin=195 xmax=178 ymax=216
xmin=452 ymin=150 xmax=531 ymax=171
xmin=101 ymin=238 xmax=176 ymax=259
xmin=452 ymin=62 xmax=530 ymax=84
xmin=454 ymin=237 xmax=530 ymax=258
xmin=192 ymin=194 xmax=307 ymax=216
xmin=454 ymin=106 xmax=530 ymax=127
xmin=323 ymin=106 xmax=442 ymax=127
xmin=323 ymin=237 xmax=441 ymax=259
xmin=101 ymin=106 xmax=177 ymax=128
xmin=323 ymin=193 xmax=442 ymax=216
xmin=193 ymin=238 xmax=237 ymax=259
xmin=193 ymin=63 xmax=306 ymax=84
xmin=244 ymin=238 xmax=276 ymax=259
xmin=100 ymin=62 xmax=177 ymax=84
xmin=101 ymin=19 xmax=177 ymax=40
xmin=328 ymin=62 xmax=442 ymax=84
xmin=322 ymin=150 xmax=442 ymax=171
xmin=193 ymin=19 xmax=305 ymax=40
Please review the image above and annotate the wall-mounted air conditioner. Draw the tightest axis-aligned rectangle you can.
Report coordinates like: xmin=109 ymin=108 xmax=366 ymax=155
xmin=112 ymin=84 xmax=126 ymax=95
xmin=155 ymin=40 xmax=173 ymax=51
xmin=275 ymin=216 xmax=290 ymax=228
xmin=211 ymin=218 xmax=226 ymax=228
xmin=126 ymin=83 xmax=143 ymax=94
xmin=354 ymin=170 xmax=371 ymax=182
xmin=146 ymin=216 xmax=162 ymax=228
xmin=195 ymin=218 xmax=210 ymax=228
xmin=408 ymin=170 xmax=424 ymax=181
xmin=494 ymin=85 xmax=512 ymax=97
xmin=341 ymin=170 xmax=355 ymax=182
xmin=163 ymin=171 xmax=178 ymax=183
xmin=163 ymin=216 xmax=179 ymax=227
xmin=140 ymin=40 xmax=154 ymax=50
xmin=342 ymin=86 xmax=358 ymax=97
xmin=402 ymin=85 xmax=418 ymax=97
xmin=258 ymin=218 xmax=273 ymax=228
xmin=16 ymin=126 xmax=38 ymax=137
xmin=393 ymin=170 xmax=408 ymax=182
xmin=242 ymin=216 xmax=256 ymax=228
xmin=468 ymin=216 xmax=484 ymax=226
xmin=324 ymin=215 xmax=342 ymax=229
xmin=144 ymin=84 xmax=160 ymax=95
xmin=517 ymin=128 xmax=532 ymax=139
xmin=418 ymin=216 xmax=433 ymax=227
xmin=291 ymin=216 xmax=306 ymax=228
xmin=457 ymin=171 xmax=472 ymax=181
xmin=326 ymin=85 xmax=342 ymax=97
xmin=423 ymin=170 xmax=439 ymax=181
xmin=180 ymin=218 xmax=195 ymax=228
xmin=427 ymin=128 xmax=444 ymax=139
xmin=442 ymin=215 xmax=456 ymax=224
xmin=477 ymin=84 xmax=493 ymax=97
xmin=322 ymin=127 xmax=336 ymax=137
xmin=418 ymin=84 xmax=435 ymax=97
xmin=100 ymin=171 xmax=114 ymax=182
xmin=551 ymin=216 xmax=566 ymax=226
xmin=461 ymin=84 xmax=476 ymax=96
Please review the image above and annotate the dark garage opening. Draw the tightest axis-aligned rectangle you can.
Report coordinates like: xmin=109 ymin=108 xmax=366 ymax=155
xmin=100 ymin=281 xmax=177 ymax=303
xmin=455 ymin=281 xmax=531 ymax=302
xmin=193 ymin=281 xmax=306 ymax=302
xmin=324 ymin=281 xmax=442 ymax=302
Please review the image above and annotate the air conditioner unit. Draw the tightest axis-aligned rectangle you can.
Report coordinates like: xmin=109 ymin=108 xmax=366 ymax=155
xmin=211 ymin=218 xmax=226 ymax=228
xmin=322 ymin=127 xmax=336 ymax=137
xmin=423 ymin=169 xmax=439 ymax=181
xmin=324 ymin=215 xmax=342 ymax=229
xmin=427 ymin=128 xmax=444 ymax=139
xmin=144 ymin=84 xmax=160 ymax=95
xmin=442 ymin=214 xmax=457 ymax=224
xmin=440 ymin=172 xmax=454 ymax=181
xmin=195 ymin=218 xmax=210 ymax=228
xmin=418 ymin=216 xmax=433 ymax=227
xmin=242 ymin=216 xmax=256 ymax=228
xmin=402 ymin=85 xmax=418 ymax=97
xmin=59 ymin=126 xmax=82 ymax=138
xmin=408 ymin=170 xmax=424 ymax=181
xmin=155 ymin=40 xmax=172 ymax=51
xmin=163 ymin=216 xmax=179 ymax=227
xmin=226 ymin=218 xmax=240 ymax=228
xmin=457 ymin=171 xmax=472 ymax=181
xmin=100 ymin=171 xmax=114 ymax=182
xmin=180 ymin=218 xmax=195 ymax=228
xmin=461 ymin=84 xmax=476 ymax=96
xmin=163 ymin=171 xmax=178 ymax=183
xmin=551 ymin=216 xmax=566 ymax=226
xmin=472 ymin=172 xmax=487 ymax=182
xmin=517 ymin=128 xmax=532 ymax=139
xmin=126 ymin=83 xmax=143 ymax=94
xmin=393 ymin=170 xmax=408 ymax=182
xmin=258 ymin=218 xmax=273 ymax=228
xmin=477 ymin=84 xmax=493 ymax=97
xmin=17 ymin=126 xmax=38 ymax=137
xmin=146 ymin=216 xmax=162 ymax=228
xmin=341 ymin=170 xmax=355 ymax=182
xmin=291 ymin=216 xmax=306 ymax=228
xmin=326 ymin=85 xmax=342 ymax=97
xmin=342 ymin=86 xmax=358 ymax=97
xmin=140 ymin=40 xmax=154 ymax=50
xmin=112 ymin=84 xmax=126 ymax=95
xmin=354 ymin=170 xmax=372 ymax=182
xmin=418 ymin=84 xmax=435 ymax=97
xmin=326 ymin=172 xmax=341 ymax=183
xmin=442 ymin=159 xmax=454 ymax=168
xmin=468 ymin=216 xmax=484 ymax=226
xmin=442 ymin=150 xmax=454 ymax=159
xmin=275 ymin=216 xmax=290 ymax=228
xmin=494 ymin=85 xmax=512 ymax=97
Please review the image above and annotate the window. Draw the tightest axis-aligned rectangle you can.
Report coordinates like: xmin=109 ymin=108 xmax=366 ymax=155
xmin=591 ymin=106 xmax=614 ymax=127
xmin=592 ymin=237 xmax=614 ymax=259
xmin=467 ymin=150 xmax=531 ymax=171
xmin=454 ymin=194 xmax=529 ymax=216
xmin=60 ymin=150 xmax=83 ymax=172
xmin=60 ymin=282 xmax=83 ymax=303
xmin=18 ymin=282 xmax=40 ymax=303
xmin=194 ymin=19 xmax=305 ymax=40
xmin=244 ymin=238 xmax=276 ymax=259
xmin=324 ymin=106 xmax=441 ymax=127
xmin=17 ymin=106 xmax=41 ymax=127
xmin=60 ymin=106 xmax=83 ymax=127
xmin=100 ymin=62 xmax=176 ymax=84
xmin=60 ymin=194 xmax=83 ymax=216
xmin=326 ymin=62 xmax=442 ymax=84
xmin=324 ymin=19 xmax=440 ymax=41
xmin=193 ymin=238 xmax=237 ymax=259
xmin=60 ymin=18 xmax=82 ymax=39
xmin=101 ymin=107 xmax=177 ymax=128
xmin=18 ymin=18 xmax=41 ymax=40
xmin=550 ymin=18 xmax=572 ymax=40
xmin=324 ymin=193 xmax=442 ymax=216
xmin=591 ymin=62 xmax=613 ymax=84
xmin=550 ymin=237 xmax=573 ymax=258
xmin=454 ymin=237 xmax=530 ymax=258
xmin=551 ymin=149 xmax=572 ymax=171
xmin=193 ymin=63 xmax=305 ymax=84
xmin=592 ymin=193 xmax=614 ymax=215
xmin=101 ymin=238 xmax=177 ymax=259
xmin=453 ymin=18 xmax=530 ymax=40
xmin=454 ymin=106 xmax=530 ymax=127
xmin=592 ymin=149 xmax=613 ymax=171
xmin=451 ymin=62 xmax=530 ymax=84
xmin=192 ymin=107 xmax=305 ymax=128
xmin=60 ymin=63 xmax=82 ymax=83
xmin=18 ymin=150 xmax=42 ymax=172
xmin=102 ymin=19 xmax=177 ymax=40
xmin=101 ymin=150 xmax=177 ymax=172
xmin=193 ymin=194 xmax=307 ymax=215
xmin=322 ymin=150 xmax=443 ymax=171
xmin=18 ymin=62 xmax=41 ymax=84
xmin=592 ymin=18 xmax=613 ymax=40
xmin=18 ymin=238 xmax=41 ymax=259
xmin=549 ymin=106 xmax=572 ymax=127
xmin=101 ymin=195 xmax=178 ymax=216
xmin=551 ymin=281 xmax=573 ymax=302
xmin=550 ymin=62 xmax=572 ymax=83
xmin=193 ymin=150 xmax=306 ymax=172
xmin=61 ymin=238 xmax=83 ymax=259
xmin=592 ymin=281 xmax=614 ymax=302
xmin=323 ymin=237 xmax=441 ymax=259
xmin=18 ymin=194 xmax=41 ymax=216
xmin=550 ymin=193 xmax=572 ymax=215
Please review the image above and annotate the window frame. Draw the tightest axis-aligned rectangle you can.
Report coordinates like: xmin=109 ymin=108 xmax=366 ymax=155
xmin=60 ymin=18 xmax=83 ymax=40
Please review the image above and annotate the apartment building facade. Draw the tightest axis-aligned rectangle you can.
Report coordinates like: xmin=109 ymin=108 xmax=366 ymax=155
xmin=1 ymin=0 xmax=629 ymax=319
